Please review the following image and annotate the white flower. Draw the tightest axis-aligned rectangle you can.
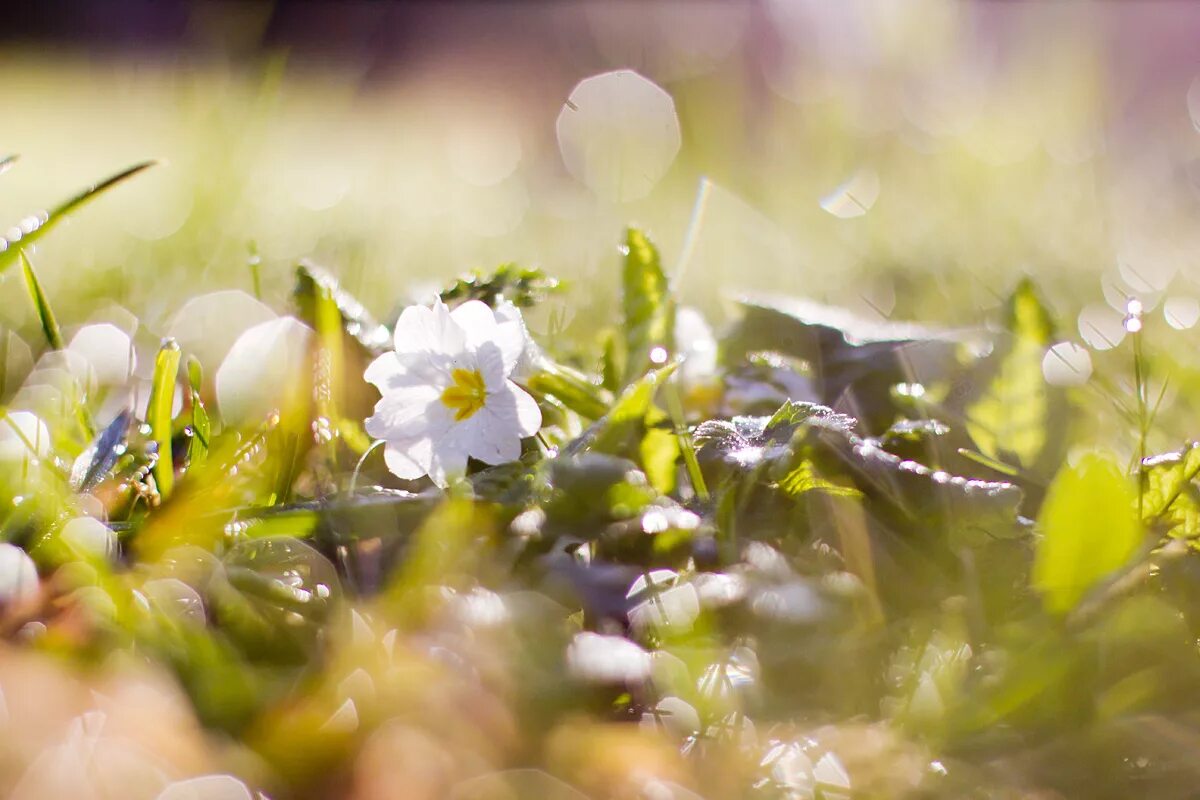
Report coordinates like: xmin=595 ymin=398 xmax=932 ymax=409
xmin=364 ymin=299 xmax=541 ymax=487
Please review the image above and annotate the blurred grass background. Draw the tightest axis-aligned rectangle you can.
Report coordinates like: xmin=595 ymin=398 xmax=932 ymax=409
xmin=6 ymin=0 xmax=1200 ymax=342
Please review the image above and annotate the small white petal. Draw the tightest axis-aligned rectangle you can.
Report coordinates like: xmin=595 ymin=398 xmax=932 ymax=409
xmin=392 ymin=304 xmax=436 ymax=355
xmin=507 ymin=381 xmax=543 ymax=437
xmin=475 ymin=341 xmax=509 ymax=388
xmin=427 ymin=438 xmax=469 ymax=488
xmin=494 ymin=301 xmax=537 ymax=376
xmin=383 ymin=442 xmax=430 ymax=481
xmin=450 ymin=300 xmax=500 ymax=349
xmin=364 ymin=383 xmax=441 ymax=441
xmin=467 ymin=408 xmax=523 ymax=465
xmin=393 ymin=301 xmax=466 ymax=359
xmin=363 ymin=352 xmax=402 ymax=389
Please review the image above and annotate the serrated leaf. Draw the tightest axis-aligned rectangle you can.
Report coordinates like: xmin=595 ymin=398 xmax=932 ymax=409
xmin=1141 ymin=443 xmax=1200 ymax=542
xmin=621 ymin=228 xmax=675 ymax=386
xmin=723 ymin=294 xmax=985 ymax=434
xmin=957 ymin=279 xmax=1066 ymax=476
xmin=776 ymin=458 xmax=860 ymax=499
xmin=439 ymin=262 xmax=560 ymax=309
xmin=696 ymin=401 xmax=1024 ymax=543
xmin=0 ymin=161 xmax=156 ymax=276
xmin=1033 ymin=453 xmax=1141 ymax=615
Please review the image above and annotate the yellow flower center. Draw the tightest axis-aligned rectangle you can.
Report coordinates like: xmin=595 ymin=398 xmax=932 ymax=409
xmin=440 ymin=368 xmax=487 ymax=421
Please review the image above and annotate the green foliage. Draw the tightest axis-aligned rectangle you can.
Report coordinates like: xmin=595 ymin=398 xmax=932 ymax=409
xmin=2 ymin=197 xmax=1200 ymax=800
xmin=566 ymin=361 xmax=677 ymax=459
xmin=187 ymin=356 xmax=210 ymax=464
xmin=19 ymin=251 xmax=63 ymax=351
xmin=958 ymin=279 xmax=1066 ymax=476
xmin=1141 ymin=442 xmax=1200 ymax=542
xmin=439 ymin=262 xmax=560 ymax=309
xmin=526 ymin=361 xmax=611 ymax=421
xmin=621 ymin=227 xmax=675 ymax=386
xmin=1034 ymin=453 xmax=1142 ymax=615
xmin=147 ymin=339 xmax=182 ymax=501
xmin=0 ymin=161 xmax=155 ymax=276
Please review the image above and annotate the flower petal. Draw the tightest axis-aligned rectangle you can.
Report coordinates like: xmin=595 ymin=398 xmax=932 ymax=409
xmin=427 ymin=436 xmax=469 ymax=488
xmin=494 ymin=301 xmax=532 ymax=375
xmin=464 ymin=407 xmax=522 ymax=465
xmin=363 ymin=353 xmax=402 ymax=389
xmin=475 ymin=341 xmax=508 ymax=389
xmin=507 ymin=380 xmax=543 ymax=436
xmin=383 ymin=440 xmax=431 ymax=481
xmin=393 ymin=300 xmax=466 ymax=360
xmin=364 ymin=384 xmax=441 ymax=441
xmin=450 ymin=300 xmax=500 ymax=344
xmin=365 ymin=351 xmax=448 ymax=391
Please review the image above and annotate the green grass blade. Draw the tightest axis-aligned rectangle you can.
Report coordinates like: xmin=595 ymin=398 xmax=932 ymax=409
xmin=186 ymin=356 xmax=209 ymax=466
xmin=0 ymin=160 xmax=157 ymax=275
xmin=21 ymin=249 xmax=94 ymax=439
xmin=148 ymin=339 xmax=182 ymax=501
xmin=19 ymin=250 xmax=63 ymax=351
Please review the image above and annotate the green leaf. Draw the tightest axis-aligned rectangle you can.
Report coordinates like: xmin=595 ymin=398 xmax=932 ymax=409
xmin=21 ymin=249 xmax=96 ymax=439
xmin=640 ymin=426 xmax=679 ymax=495
xmin=621 ymin=228 xmax=675 ymax=386
xmin=565 ymin=361 xmax=678 ymax=458
xmin=776 ymin=458 xmax=860 ymax=499
xmin=0 ymin=161 xmax=156 ymax=276
xmin=959 ymin=279 xmax=1066 ymax=475
xmin=294 ymin=261 xmax=390 ymax=356
xmin=19 ymin=250 xmax=63 ymax=351
xmin=148 ymin=339 xmax=182 ymax=501
xmin=1033 ymin=453 xmax=1142 ymax=615
xmin=1141 ymin=443 xmax=1200 ymax=542
xmin=439 ymin=262 xmax=560 ymax=309
xmin=526 ymin=361 xmax=611 ymax=421
xmin=187 ymin=356 xmax=210 ymax=466
xmin=216 ymin=535 xmax=340 ymax=663
xmin=723 ymin=294 xmax=974 ymax=428
xmin=694 ymin=401 xmax=1024 ymax=545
